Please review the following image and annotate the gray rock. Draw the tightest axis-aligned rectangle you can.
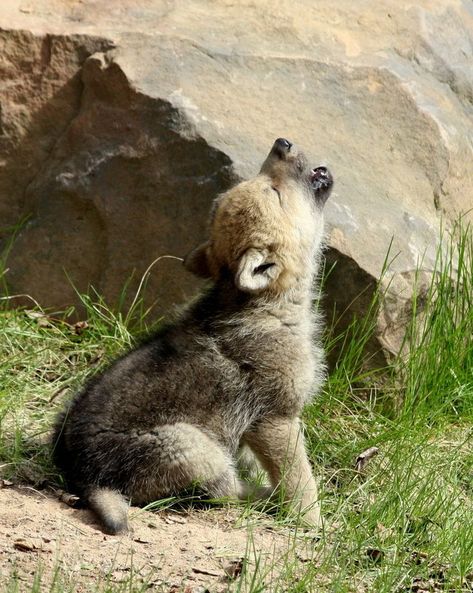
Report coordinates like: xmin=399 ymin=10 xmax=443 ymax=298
xmin=0 ymin=1 xmax=472 ymax=356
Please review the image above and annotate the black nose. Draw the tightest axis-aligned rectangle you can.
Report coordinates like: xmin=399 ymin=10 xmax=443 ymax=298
xmin=275 ymin=138 xmax=292 ymax=151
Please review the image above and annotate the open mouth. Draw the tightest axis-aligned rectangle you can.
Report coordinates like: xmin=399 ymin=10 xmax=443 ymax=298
xmin=310 ymin=166 xmax=333 ymax=205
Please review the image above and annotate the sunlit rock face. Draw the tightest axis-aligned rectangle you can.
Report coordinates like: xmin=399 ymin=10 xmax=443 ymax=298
xmin=1 ymin=1 xmax=472 ymax=357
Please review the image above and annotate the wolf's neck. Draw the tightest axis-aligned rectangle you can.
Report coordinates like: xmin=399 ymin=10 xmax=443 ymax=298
xmin=187 ymin=272 xmax=319 ymax=331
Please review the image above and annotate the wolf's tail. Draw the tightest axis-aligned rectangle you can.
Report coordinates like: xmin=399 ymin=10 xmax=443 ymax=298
xmin=86 ymin=487 xmax=129 ymax=534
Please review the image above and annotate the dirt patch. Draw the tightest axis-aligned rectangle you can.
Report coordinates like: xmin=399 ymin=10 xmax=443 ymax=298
xmin=0 ymin=486 xmax=316 ymax=592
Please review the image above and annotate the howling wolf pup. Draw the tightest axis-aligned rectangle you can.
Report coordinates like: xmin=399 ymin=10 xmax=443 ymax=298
xmin=53 ymin=138 xmax=333 ymax=534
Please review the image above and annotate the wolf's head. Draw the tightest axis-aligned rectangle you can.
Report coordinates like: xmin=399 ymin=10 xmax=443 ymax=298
xmin=185 ymin=138 xmax=333 ymax=295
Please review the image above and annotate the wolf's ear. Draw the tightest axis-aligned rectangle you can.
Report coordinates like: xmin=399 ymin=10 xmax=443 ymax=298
xmin=183 ymin=242 xmax=213 ymax=278
xmin=235 ymin=247 xmax=280 ymax=293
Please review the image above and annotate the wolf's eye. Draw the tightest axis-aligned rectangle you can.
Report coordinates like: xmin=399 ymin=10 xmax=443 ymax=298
xmin=271 ymin=186 xmax=282 ymax=204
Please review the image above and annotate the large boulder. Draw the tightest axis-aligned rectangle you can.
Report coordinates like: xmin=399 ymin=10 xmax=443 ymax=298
xmin=1 ymin=1 xmax=472 ymax=356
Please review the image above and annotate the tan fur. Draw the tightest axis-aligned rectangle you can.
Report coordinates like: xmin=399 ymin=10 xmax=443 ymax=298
xmin=53 ymin=138 xmax=333 ymax=533
xmin=243 ymin=418 xmax=320 ymax=524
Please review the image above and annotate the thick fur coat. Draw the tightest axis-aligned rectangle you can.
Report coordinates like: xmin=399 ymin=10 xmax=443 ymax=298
xmin=53 ymin=138 xmax=333 ymax=534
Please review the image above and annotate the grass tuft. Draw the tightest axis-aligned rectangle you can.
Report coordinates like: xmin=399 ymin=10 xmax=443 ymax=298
xmin=1 ymin=221 xmax=472 ymax=591
xmin=397 ymin=219 xmax=473 ymax=421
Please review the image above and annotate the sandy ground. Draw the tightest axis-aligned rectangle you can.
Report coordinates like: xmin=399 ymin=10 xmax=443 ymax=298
xmin=0 ymin=484 xmax=316 ymax=592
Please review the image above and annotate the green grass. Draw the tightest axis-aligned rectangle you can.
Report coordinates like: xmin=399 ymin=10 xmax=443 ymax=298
xmin=1 ymin=222 xmax=472 ymax=592
xmin=0 ymin=286 xmax=160 ymax=487
xmin=397 ymin=220 xmax=473 ymax=421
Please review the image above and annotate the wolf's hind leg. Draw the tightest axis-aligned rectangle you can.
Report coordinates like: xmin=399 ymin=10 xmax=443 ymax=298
xmin=128 ymin=422 xmax=245 ymax=502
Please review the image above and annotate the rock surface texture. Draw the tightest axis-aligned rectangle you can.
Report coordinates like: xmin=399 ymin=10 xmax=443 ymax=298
xmin=1 ymin=1 xmax=472 ymax=356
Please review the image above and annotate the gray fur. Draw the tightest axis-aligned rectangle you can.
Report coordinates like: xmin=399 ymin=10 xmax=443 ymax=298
xmin=87 ymin=487 xmax=129 ymax=535
xmin=52 ymin=138 xmax=333 ymax=533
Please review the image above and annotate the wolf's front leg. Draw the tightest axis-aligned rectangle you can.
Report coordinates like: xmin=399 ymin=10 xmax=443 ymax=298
xmin=243 ymin=417 xmax=320 ymax=527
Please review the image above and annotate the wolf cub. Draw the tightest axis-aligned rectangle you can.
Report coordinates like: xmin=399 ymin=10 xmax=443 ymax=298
xmin=53 ymin=138 xmax=333 ymax=534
